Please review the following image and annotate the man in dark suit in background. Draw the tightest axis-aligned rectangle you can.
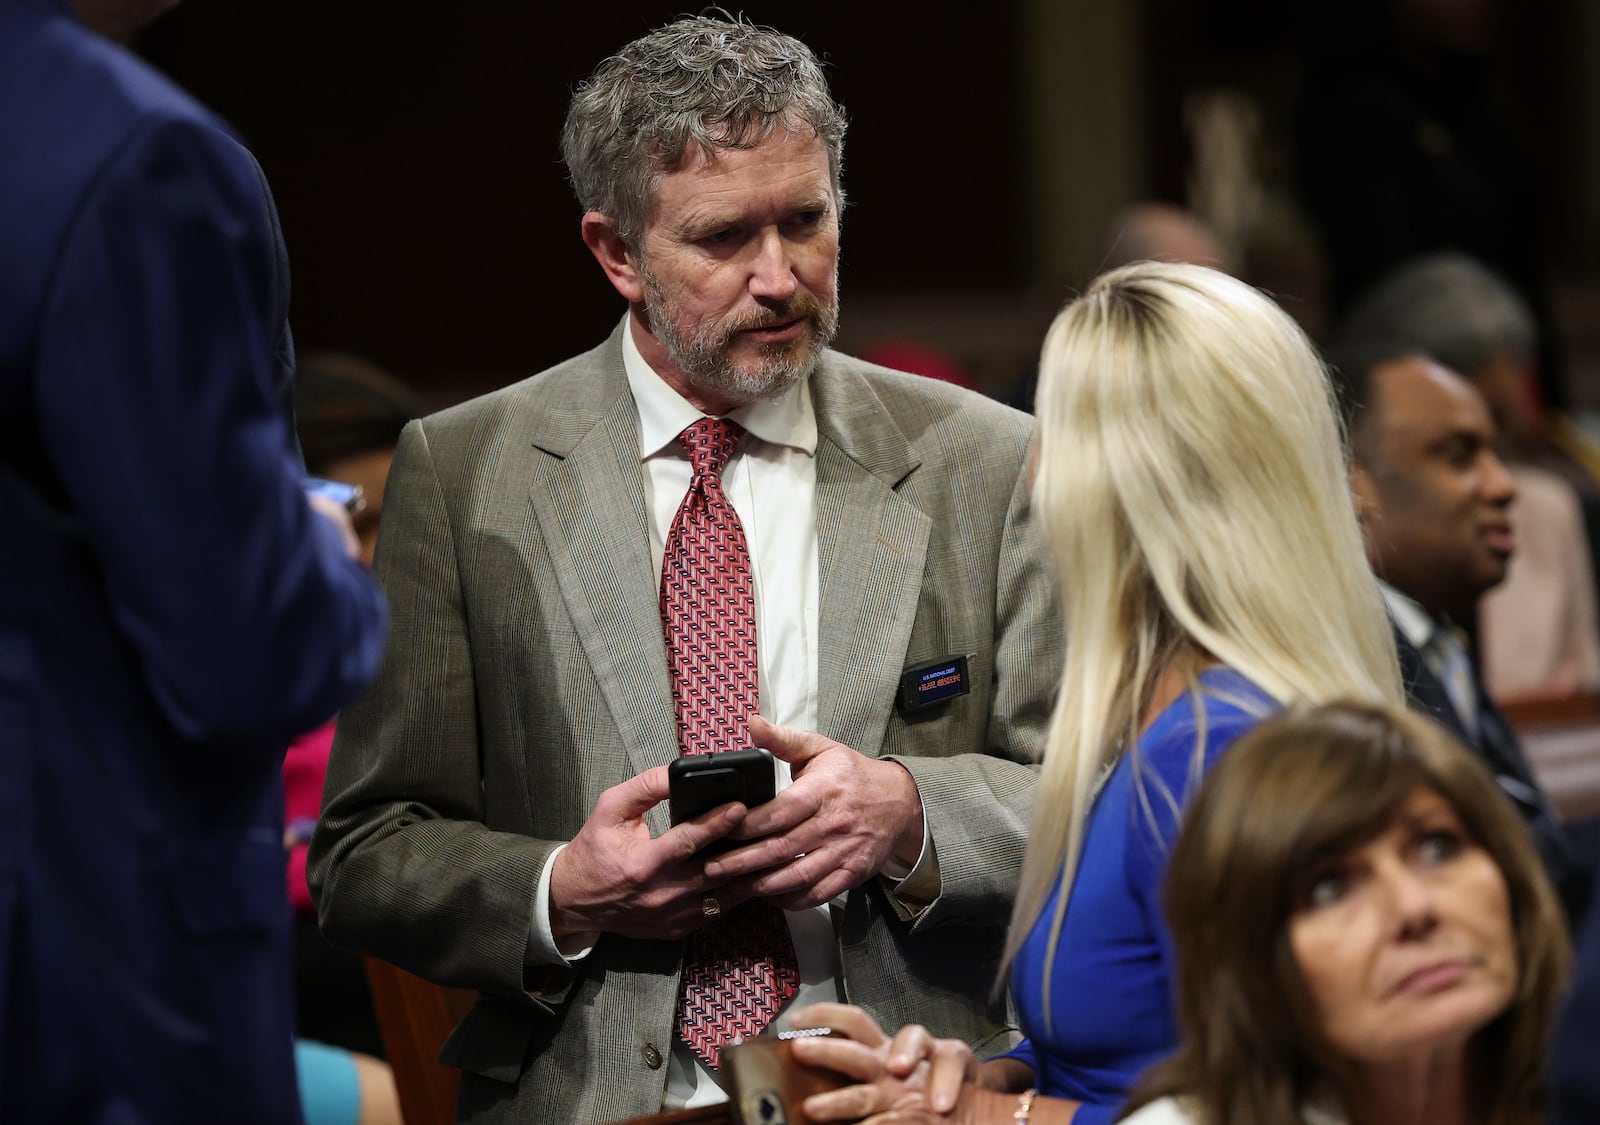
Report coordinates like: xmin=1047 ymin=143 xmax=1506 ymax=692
xmin=0 ymin=0 xmax=388 ymax=1120
xmin=1330 ymin=339 xmax=1595 ymax=923
xmin=1554 ymin=860 xmax=1600 ymax=1124
xmin=310 ymin=14 xmax=1059 ymax=1123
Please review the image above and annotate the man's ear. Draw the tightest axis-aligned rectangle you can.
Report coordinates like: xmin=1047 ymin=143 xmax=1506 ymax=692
xmin=1349 ymin=462 xmax=1380 ymax=529
xmin=581 ymin=212 xmax=645 ymax=303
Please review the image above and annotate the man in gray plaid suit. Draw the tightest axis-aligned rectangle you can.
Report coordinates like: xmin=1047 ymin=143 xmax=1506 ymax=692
xmin=309 ymin=15 xmax=1061 ymax=1122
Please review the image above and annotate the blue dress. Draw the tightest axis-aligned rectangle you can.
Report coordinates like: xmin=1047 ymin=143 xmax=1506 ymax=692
xmin=1004 ymin=669 xmax=1276 ymax=1125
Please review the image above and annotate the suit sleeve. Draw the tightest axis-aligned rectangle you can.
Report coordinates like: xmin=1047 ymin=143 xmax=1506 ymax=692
xmin=889 ymin=446 xmax=1060 ymax=929
xmin=33 ymin=114 xmax=386 ymax=747
xmin=310 ymin=421 xmax=557 ymax=995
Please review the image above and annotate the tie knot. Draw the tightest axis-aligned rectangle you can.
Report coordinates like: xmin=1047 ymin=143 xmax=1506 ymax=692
xmin=1429 ymin=621 xmax=1469 ymax=658
xmin=680 ymin=417 xmax=743 ymax=479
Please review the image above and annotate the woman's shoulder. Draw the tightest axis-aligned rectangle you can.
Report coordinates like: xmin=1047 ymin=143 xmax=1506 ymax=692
xmin=1118 ymin=1096 xmax=1201 ymax=1125
xmin=1139 ymin=668 xmax=1275 ymax=761
xmin=1124 ymin=669 xmax=1276 ymax=843
xmin=1193 ymin=666 xmax=1276 ymax=721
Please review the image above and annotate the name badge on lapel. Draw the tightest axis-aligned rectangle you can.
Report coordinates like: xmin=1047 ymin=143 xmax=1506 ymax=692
xmin=898 ymin=655 xmax=971 ymax=714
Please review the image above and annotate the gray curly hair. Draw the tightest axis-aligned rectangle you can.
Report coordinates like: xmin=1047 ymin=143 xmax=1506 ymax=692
xmin=560 ymin=14 xmax=847 ymax=247
xmin=1338 ymin=253 xmax=1538 ymax=379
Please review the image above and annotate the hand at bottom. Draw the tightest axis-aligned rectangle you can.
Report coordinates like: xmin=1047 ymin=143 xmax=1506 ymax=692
xmin=786 ymin=1003 xmax=978 ymax=1122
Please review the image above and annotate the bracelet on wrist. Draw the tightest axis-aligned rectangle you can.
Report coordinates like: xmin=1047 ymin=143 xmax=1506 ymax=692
xmin=1013 ymin=1087 xmax=1038 ymax=1124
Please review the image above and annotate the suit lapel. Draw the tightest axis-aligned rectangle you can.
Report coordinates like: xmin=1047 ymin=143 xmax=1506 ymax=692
xmin=1394 ymin=626 xmax=1472 ymax=744
xmin=525 ymin=331 xmax=680 ymax=808
xmin=811 ymin=361 xmax=930 ymax=755
xmin=1471 ymin=665 xmax=1546 ymax=797
xmin=1397 ymin=623 xmax=1548 ymax=805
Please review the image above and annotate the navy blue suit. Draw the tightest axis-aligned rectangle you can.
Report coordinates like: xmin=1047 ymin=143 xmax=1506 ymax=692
xmin=0 ymin=1 xmax=387 ymax=1120
xmin=1395 ymin=626 xmax=1594 ymax=924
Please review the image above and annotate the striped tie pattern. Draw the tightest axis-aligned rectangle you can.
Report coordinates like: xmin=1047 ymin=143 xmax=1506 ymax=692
xmin=1427 ymin=623 xmax=1480 ymax=740
xmin=661 ymin=417 xmax=799 ymax=1070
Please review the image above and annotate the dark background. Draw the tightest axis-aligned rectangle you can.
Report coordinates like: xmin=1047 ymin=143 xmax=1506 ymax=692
xmin=141 ymin=3 xmax=1027 ymax=395
xmin=138 ymin=0 xmax=1600 ymax=406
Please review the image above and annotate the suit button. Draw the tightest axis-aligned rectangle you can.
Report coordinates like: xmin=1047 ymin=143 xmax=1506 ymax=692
xmin=642 ymin=1042 xmax=664 ymax=1070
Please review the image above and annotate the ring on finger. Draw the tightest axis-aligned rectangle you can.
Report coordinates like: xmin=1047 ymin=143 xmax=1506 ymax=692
xmin=702 ymin=895 xmax=722 ymax=917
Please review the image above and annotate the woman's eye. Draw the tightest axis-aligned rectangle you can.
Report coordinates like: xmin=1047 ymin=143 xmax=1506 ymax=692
xmin=1418 ymin=829 xmax=1464 ymax=864
xmin=1305 ymin=870 xmax=1348 ymax=908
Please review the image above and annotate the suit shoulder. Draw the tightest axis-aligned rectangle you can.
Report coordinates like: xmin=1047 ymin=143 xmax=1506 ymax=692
xmin=0 ymin=19 xmax=267 ymax=379
xmin=1 ymin=6 xmax=231 ymax=155
xmin=820 ymin=352 xmax=1035 ymax=470
xmin=0 ymin=7 xmax=250 ymax=285
xmin=837 ymin=353 xmax=1030 ymax=430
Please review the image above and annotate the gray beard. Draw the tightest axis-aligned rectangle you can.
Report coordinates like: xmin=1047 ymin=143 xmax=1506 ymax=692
xmin=640 ymin=270 xmax=840 ymax=406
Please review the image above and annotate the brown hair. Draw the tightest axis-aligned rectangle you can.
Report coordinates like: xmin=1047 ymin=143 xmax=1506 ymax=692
xmin=1120 ymin=701 xmax=1570 ymax=1125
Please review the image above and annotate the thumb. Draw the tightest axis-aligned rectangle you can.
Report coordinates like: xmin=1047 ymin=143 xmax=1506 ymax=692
xmin=596 ymin=764 xmax=671 ymax=822
xmin=747 ymin=713 xmax=829 ymax=767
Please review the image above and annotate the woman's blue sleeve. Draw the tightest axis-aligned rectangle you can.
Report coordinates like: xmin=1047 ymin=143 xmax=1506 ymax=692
xmin=996 ymin=1036 xmax=1038 ymax=1073
xmin=1072 ymin=1099 xmax=1119 ymax=1125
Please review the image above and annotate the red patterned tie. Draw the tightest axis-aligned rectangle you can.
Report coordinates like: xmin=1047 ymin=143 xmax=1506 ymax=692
xmin=662 ymin=417 xmax=800 ymax=1070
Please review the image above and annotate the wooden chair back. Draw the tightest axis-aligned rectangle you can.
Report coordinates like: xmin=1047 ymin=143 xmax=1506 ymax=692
xmin=363 ymin=957 xmax=478 ymax=1125
xmin=1502 ymin=690 xmax=1600 ymax=823
xmin=362 ymin=959 xmax=739 ymax=1125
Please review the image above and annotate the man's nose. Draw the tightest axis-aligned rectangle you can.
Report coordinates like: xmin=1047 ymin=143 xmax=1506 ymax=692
xmin=748 ymin=230 xmax=798 ymax=302
xmin=1481 ymin=450 xmax=1517 ymax=506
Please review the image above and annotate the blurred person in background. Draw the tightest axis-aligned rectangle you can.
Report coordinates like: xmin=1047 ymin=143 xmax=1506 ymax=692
xmin=858 ymin=341 xmax=978 ymax=393
xmin=1338 ymin=253 xmax=1600 ymax=703
xmin=1099 ymin=204 xmax=1231 ymax=275
xmin=0 ymin=0 xmax=388 ymax=1120
xmin=1327 ymin=338 xmax=1597 ymax=923
xmin=286 ymin=355 xmax=420 ymax=1125
xmin=296 ymin=354 xmax=424 ymax=571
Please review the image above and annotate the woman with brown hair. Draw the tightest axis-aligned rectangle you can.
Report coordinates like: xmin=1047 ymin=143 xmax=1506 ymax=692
xmin=1120 ymin=700 xmax=1570 ymax=1125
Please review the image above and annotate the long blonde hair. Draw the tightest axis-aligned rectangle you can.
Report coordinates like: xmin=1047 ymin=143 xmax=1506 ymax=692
xmin=1004 ymin=263 xmax=1403 ymax=1019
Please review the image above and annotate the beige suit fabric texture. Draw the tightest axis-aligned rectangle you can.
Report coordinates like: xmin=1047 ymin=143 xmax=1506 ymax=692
xmin=1480 ymin=464 xmax=1600 ymax=700
xmin=308 ymin=324 xmax=1062 ymax=1123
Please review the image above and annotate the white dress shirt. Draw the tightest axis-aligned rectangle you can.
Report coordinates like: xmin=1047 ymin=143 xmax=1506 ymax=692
xmin=1379 ymin=580 xmax=1478 ymax=736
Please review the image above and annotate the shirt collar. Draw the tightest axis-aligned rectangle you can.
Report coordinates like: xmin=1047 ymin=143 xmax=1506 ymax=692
xmin=1377 ymin=579 xmax=1439 ymax=650
xmin=1301 ymin=1088 xmax=1349 ymax=1125
xmin=622 ymin=316 xmax=817 ymax=461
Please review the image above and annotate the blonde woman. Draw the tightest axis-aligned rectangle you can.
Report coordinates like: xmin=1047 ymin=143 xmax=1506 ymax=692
xmin=789 ymin=262 xmax=1404 ymax=1124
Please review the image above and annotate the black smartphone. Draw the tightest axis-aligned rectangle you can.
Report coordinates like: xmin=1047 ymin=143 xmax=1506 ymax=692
xmin=303 ymin=476 xmax=365 ymax=513
xmin=668 ymin=747 xmax=776 ymax=827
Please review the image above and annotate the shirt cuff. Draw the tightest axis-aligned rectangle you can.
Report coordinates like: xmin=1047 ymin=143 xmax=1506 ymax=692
xmin=879 ymin=810 xmax=940 ymax=919
xmin=529 ymin=843 xmax=598 ymax=965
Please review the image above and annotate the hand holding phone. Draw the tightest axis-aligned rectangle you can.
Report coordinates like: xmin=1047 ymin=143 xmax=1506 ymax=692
xmin=303 ymin=485 xmax=362 ymax=560
xmin=302 ymin=476 xmax=366 ymax=513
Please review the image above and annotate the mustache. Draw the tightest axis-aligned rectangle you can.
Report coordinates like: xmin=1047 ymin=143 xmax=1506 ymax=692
xmin=723 ymin=295 xmax=828 ymax=335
